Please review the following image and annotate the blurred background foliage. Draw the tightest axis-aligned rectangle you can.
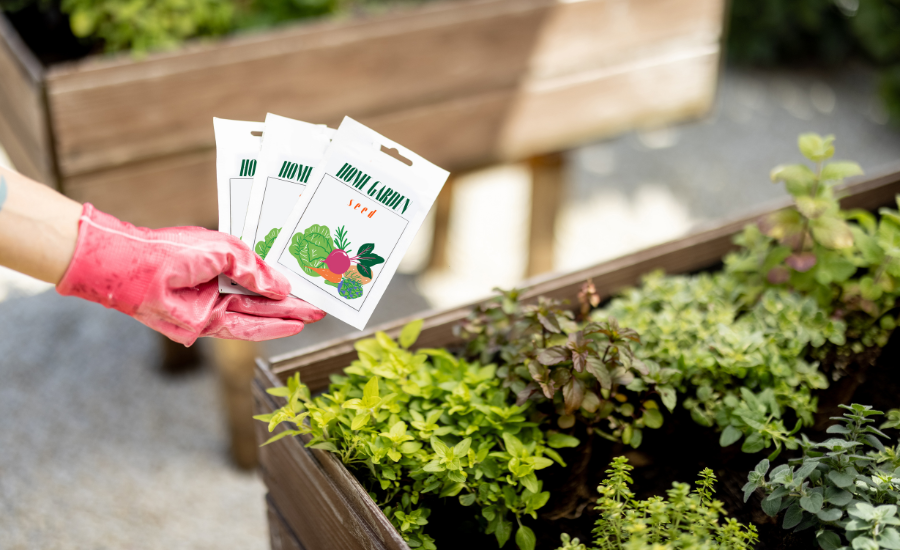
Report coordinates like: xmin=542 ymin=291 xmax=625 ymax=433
xmin=0 ymin=0 xmax=898 ymax=123
xmin=728 ymin=0 xmax=900 ymax=121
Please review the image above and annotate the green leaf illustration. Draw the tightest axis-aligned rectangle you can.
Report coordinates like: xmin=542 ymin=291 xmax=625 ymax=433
xmin=359 ymin=253 xmax=385 ymax=267
xmin=357 ymin=264 xmax=373 ymax=279
xmin=255 ymin=227 xmax=281 ymax=259
xmin=289 ymin=224 xmax=334 ymax=277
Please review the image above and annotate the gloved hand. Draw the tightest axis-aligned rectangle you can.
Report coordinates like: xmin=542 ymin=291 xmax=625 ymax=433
xmin=57 ymin=204 xmax=325 ymax=346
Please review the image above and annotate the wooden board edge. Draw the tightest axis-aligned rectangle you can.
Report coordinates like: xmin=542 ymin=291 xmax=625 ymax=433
xmin=0 ymin=12 xmax=43 ymax=82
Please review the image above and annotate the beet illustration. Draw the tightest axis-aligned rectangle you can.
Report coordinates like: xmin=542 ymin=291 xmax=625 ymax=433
xmin=325 ymin=249 xmax=351 ymax=275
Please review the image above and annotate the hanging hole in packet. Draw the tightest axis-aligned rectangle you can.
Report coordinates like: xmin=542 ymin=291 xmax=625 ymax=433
xmin=241 ymin=113 xmax=335 ymax=262
xmin=380 ymin=145 xmax=413 ymax=166
xmin=250 ymin=130 xmax=263 ymax=137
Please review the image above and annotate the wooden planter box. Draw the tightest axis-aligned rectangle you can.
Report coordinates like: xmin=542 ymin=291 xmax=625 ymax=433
xmin=1 ymin=0 xmax=724 ymax=229
xmin=251 ymin=168 xmax=900 ymax=550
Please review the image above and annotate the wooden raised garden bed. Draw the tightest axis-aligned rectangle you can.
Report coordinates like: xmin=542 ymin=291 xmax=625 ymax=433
xmin=0 ymin=0 xmax=724 ymax=229
xmin=252 ymin=167 xmax=900 ymax=550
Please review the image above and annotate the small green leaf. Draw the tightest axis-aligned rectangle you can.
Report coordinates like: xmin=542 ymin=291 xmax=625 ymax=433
xmin=547 ymin=433 xmax=580 ymax=448
xmin=399 ymin=319 xmax=423 ymax=349
xmin=852 ymin=536 xmax=878 ymax=550
xmin=800 ymin=492 xmax=824 ymax=513
xmin=266 ymin=387 xmax=291 ymax=397
xmin=720 ymin=425 xmax=743 ymax=447
xmin=798 ymin=133 xmax=835 ymax=162
xmin=642 ymin=408 xmax=664 ymax=429
xmin=762 ymin=495 xmax=782 ymax=516
xmin=817 ymin=508 xmax=843 ymax=522
xmin=459 ymin=493 xmax=476 ymax=506
xmin=351 ymin=413 xmax=370 ymax=430
xmin=816 ymin=530 xmax=842 ymax=550
xmin=812 ymin=216 xmax=854 ymax=249
xmin=821 ymin=161 xmax=863 ymax=182
xmin=828 ymin=470 xmax=855 ymax=488
xmin=495 ymin=519 xmax=512 ymax=547
xmin=784 ymin=504 xmax=804 ymax=529
xmin=515 ymin=525 xmax=536 ymax=550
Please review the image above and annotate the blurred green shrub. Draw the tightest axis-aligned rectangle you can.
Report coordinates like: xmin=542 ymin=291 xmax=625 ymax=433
xmin=728 ymin=0 xmax=900 ymax=123
xmin=61 ymin=0 xmax=235 ymax=53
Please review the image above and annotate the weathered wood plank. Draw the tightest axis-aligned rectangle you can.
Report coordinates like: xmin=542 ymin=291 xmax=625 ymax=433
xmin=45 ymin=0 xmax=551 ymax=176
xmin=267 ymin=495 xmax=307 ymax=550
xmin=44 ymin=0 xmax=723 ymax=177
xmin=268 ymin=168 xmax=900 ymax=392
xmin=62 ymin=148 xmax=217 ymax=229
xmin=0 ymin=13 xmax=54 ymax=186
xmin=499 ymin=47 xmax=719 ymax=160
xmin=253 ymin=374 xmax=407 ymax=550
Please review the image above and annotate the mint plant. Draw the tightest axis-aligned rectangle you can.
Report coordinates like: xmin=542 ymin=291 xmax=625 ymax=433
xmin=257 ymin=320 xmax=570 ymax=550
xmin=726 ymin=133 xmax=900 ymax=364
xmin=743 ymin=404 xmax=900 ymax=550
xmin=555 ymin=457 xmax=758 ymax=550
xmin=455 ymin=290 xmax=674 ymax=447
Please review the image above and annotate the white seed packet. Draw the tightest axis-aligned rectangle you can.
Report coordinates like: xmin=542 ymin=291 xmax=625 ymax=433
xmin=240 ymin=113 xmax=335 ymax=261
xmin=214 ymin=117 xmax=265 ymax=295
xmin=265 ymin=117 xmax=450 ymax=330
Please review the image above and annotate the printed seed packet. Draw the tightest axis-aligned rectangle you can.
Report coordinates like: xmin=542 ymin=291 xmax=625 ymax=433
xmin=240 ymin=113 xmax=334 ymax=260
xmin=265 ymin=117 xmax=450 ymax=330
xmin=214 ymin=117 xmax=265 ymax=295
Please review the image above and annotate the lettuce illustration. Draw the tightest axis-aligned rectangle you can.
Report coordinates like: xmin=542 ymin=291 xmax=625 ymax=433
xmin=255 ymin=227 xmax=281 ymax=260
xmin=289 ymin=224 xmax=334 ymax=277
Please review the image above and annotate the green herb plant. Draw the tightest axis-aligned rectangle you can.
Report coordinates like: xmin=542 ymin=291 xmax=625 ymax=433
xmin=599 ymin=271 xmax=846 ymax=459
xmin=743 ymin=404 xmax=900 ymax=550
xmin=456 ymin=290 xmax=675 ymax=448
xmin=555 ymin=456 xmax=758 ymax=550
xmin=256 ymin=320 xmax=573 ymax=550
xmin=726 ymin=134 xmax=900 ymax=360
xmin=61 ymin=0 xmax=235 ymax=54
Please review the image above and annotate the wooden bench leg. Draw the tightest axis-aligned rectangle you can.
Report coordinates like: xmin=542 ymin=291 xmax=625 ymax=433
xmin=428 ymin=174 xmax=455 ymax=270
xmin=211 ymin=338 xmax=260 ymax=469
xmin=527 ymin=152 xmax=566 ymax=277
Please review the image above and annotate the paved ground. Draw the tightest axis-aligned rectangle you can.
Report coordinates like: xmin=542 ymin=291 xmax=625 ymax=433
xmin=1 ymin=64 xmax=899 ymax=549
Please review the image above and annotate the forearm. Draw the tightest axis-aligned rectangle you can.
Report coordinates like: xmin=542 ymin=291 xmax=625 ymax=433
xmin=0 ymin=166 xmax=82 ymax=284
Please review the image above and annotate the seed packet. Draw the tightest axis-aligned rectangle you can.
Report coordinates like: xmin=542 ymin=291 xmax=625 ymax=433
xmin=214 ymin=117 xmax=265 ymax=294
xmin=265 ymin=117 xmax=450 ymax=330
xmin=240 ymin=113 xmax=334 ymax=261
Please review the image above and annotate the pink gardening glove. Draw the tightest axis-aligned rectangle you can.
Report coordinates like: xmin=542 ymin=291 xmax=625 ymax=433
xmin=57 ymin=204 xmax=325 ymax=346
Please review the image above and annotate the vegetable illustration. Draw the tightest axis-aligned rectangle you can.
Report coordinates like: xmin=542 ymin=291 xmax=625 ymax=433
xmin=255 ymin=227 xmax=281 ymax=259
xmin=344 ymin=266 xmax=372 ymax=285
xmin=338 ymin=279 xmax=363 ymax=299
xmin=289 ymin=224 xmax=334 ymax=277
xmin=323 ymin=225 xmax=385 ymax=278
xmin=307 ymin=266 xmax=343 ymax=284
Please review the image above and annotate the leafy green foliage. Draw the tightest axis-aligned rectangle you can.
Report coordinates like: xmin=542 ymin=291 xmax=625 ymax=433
xmin=61 ymin=0 xmax=235 ymax=54
xmin=288 ymin=224 xmax=334 ymax=277
xmin=744 ymin=404 xmax=900 ymax=550
xmin=256 ymin=322 xmax=567 ymax=550
xmin=726 ymin=134 xmax=900 ymax=358
xmin=556 ymin=457 xmax=758 ymax=550
xmin=456 ymin=291 xmax=673 ymax=447
xmin=599 ymin=270 xmax=845 ymax=459
xmin=255 ymin=227 xmax=281 ymax=259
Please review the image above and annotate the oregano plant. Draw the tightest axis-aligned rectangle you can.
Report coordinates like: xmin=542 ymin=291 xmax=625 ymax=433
xmin=743 ymin=404 xmax=900 ymax=550
xmin=555 ymin=456 xmax=758 ymax=550
xmin=257 ymin=320 xmax=573 ymax=550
